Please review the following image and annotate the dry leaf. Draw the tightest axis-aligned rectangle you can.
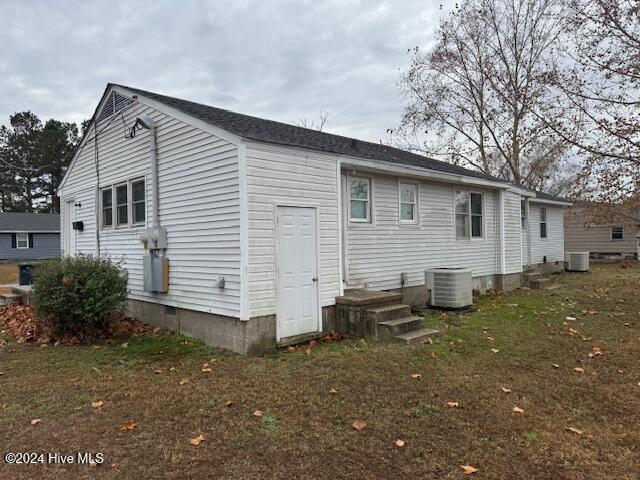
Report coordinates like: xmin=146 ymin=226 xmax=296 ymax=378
xmin=190 ymin=434 xmax=205 ymax=446
xmin=501 ymin=387 xmax=512 ymax=394
xmin=253 ymin=410 xmax=263 ymax=417
xmin=305 ymin=348 xmax=311 ymax=355
xmin=394 ymin=438 xmax=405 ymax=447
xmin=153 ymin=369 xmax=163 ymax=374
xmin=179 ymin=378 xmax=189 ymax=385
xmin=121 ymin=420 xmax=137 ymax=431
xmin=121 ymin=342 xmax=128 ymax=349
xmin=225 ymin=400 xmax=234 ymax=407
xmin=91 ymin=400 xmax=104 ymax=409
xmin=410 ymin=373 xmax=422 ymax=379
xmin=574 ymin=367 xmax=584 ymax=373
xmin=425 ymin=336 xmax=433 ymax=344
xmin=486 ymin=336 xmax=495 ymax=341
xmin=491 ymin=348 xmax=500 ymax=353
xmin=461 ymin=465 xmax=479 ymax=475
xmin=512 ymin=406 xmax=525 ymax=413
xmin=286 ymin=346 xmax=296 ymax=352
xmin=565 ymin=426 xmax=584 ymax=435
xmin=552 ymin=363 xmax=560 ymax=369
xmin=446 ymin=401 xmax=459 ymax=408
xmin=30 ymin=418 xmax=42 ymax=425
xmin=329 ymin=388 xmax=338 ymax=395
xmin=201 ymin=363 xmax=213 ymax=373
xmin=352 ymin=419 xmax=366 ymax=431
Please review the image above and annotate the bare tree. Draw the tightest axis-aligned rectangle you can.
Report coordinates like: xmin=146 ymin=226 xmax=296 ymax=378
xmin=395 ymin=0 xmax=574 ymax=193
xmin=547 ymin=0 xmax=640 ymax=209
xmin=296 ymin=110 xmax=329 ymax=132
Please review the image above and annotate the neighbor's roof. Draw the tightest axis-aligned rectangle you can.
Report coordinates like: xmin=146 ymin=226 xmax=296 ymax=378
xmin=523 ymin=187 xmax=571 ymax=204
xmin=113 ymin=84 xmax=507 ymax=185
xmin=0 ymin=212 xmax=60 ymax=232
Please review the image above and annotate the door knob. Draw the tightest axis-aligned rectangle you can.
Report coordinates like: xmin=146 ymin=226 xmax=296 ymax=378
xmin=312 ymin=277 xmax=318 ymax=282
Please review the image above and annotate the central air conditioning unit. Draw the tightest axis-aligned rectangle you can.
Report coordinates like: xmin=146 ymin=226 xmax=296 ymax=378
xmin=566 ymin=252 xmax=590 ymax=272
xmin=425 ymin=268 xmax=473 ymax=309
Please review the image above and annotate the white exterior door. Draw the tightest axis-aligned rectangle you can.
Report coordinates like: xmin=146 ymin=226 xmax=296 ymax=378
xmin=64 ymin=200 xmax=76 ymax=256
xmin=276 ymin=206 xmax=319 ymax=340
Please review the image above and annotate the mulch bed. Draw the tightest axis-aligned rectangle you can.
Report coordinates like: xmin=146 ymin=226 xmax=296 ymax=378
xmin=0 ymin=303 xmax=153 ymax=345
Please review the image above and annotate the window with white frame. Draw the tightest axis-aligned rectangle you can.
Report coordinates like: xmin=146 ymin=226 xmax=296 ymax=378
xmin=100 ymin=178 xmax=146 ymax=229
xmin=611 ymin=226 xmax=624 ymax=240
xmin=101 ymin=188 xmax=113 ymax=228
xmin=399 ymin=182 xmax=417 ymax=223
xmin=131 ymin=179 xmax=146 ymax=224
xmin=349 ymin=177 xmax=371 ymax=222
xmin=115 ymin=184 xmax=128 ymax=226
xmin=16 ymin=233 xmax=29 ymax=249
xmin=540 ymin=207 xmax=547 ymax=238
xmin=455 ymin=191 xmax=483 ymax=239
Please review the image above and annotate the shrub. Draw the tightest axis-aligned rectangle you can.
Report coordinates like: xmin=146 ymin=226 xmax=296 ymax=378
xmin=32 ymin=256 xmax=127 ymax=335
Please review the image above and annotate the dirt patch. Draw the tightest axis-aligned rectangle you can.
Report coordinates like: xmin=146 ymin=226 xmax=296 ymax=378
xmin=0 ymin=304 xmax=153 ymax=345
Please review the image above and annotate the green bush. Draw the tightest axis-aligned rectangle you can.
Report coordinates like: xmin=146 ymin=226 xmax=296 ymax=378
xmin=32 ymin=256 xmax=127 ymax=335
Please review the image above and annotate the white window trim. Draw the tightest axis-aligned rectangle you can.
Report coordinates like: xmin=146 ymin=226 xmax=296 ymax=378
xmin=539 ymin=206 xmax=548 ymax=239
xmin=348 ymin=175 xmax=371 ymax=223
xmin=611 ymin=226 xmax=624 ymax=240
xmin=100 ymin=187 xmax=114 ymax=230
xmin=99 ymin=176 xmax=147 ymax=230
xmin=454 ymin=189 xmax=484 ymax=241
xmin=130 ymin=177 xmax=146 ymax=226
xmin=398 ymin=180 xmax=419 ymax=225
xmin=16 ymin=232 xmax=29 ymax=249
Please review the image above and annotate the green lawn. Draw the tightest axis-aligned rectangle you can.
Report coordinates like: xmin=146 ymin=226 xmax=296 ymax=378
xmin=0 ymin=264 xmax=639 ymax=479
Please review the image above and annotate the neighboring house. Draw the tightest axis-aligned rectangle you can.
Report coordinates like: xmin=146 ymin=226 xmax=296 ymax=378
xmin=565 ymin=203 xmax=640 ymax=259
xmin=58 ymin=84 xmax=571 ymax=353
xmin=0 ymin=212 xmax=60 ymax=261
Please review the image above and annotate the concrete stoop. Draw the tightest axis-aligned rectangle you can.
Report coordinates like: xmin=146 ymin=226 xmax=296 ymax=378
xmin=522 ymin=271 xmax=554 ymax=290
xmin=336 ymin=289 xmax=439 ymax=343
xmin=0 ymin=285 xmax=32 ymax=307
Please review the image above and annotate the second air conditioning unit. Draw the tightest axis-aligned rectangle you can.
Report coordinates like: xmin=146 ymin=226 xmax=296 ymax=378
xmin=566 ymin=252 xmax=590 ymax=272
xmin=425 ymin=268 xmax=473 ymax=309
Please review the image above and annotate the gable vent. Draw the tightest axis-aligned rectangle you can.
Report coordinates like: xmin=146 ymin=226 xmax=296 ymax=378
xmin=97 ymin=91 xmax=134 ymax=124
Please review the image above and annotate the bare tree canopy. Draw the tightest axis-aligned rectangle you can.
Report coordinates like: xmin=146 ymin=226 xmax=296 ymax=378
xmin=548 ymin=0 xmax=640 ymax=208
xmin=395 ymin=0 xmax=575 ymax=194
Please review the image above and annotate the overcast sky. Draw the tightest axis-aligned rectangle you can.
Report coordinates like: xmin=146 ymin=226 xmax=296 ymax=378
xmin=0 ymin=0 xmax=455 ymax=143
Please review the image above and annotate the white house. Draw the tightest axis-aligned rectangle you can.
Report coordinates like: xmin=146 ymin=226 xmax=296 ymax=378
xmin=58 ymin=84 xmax=571 ymax=353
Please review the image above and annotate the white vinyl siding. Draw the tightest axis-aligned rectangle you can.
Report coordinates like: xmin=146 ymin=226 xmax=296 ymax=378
xmin=245 ymin=142 xmax=340 ymax=318
xmin=59 ymin=99 xmax=241 ymax=318
xmin=346 ymin=173 xmax=499 ymax=290
xmin=529 ymin=203 xmax=564 ymax=264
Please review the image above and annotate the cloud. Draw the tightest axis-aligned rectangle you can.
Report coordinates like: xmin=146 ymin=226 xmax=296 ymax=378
xmin=0 ymin=0 xmax=453 ymax=142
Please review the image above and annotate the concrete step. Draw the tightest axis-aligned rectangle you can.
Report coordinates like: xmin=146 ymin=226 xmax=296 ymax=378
xmin=522 ymin=272 xmax=542 ymax=287
xmin=337 ymin=289 xmax=403 ymax=308
xmin=531 ymin=278 xmax=552 ymax=289
xmin=393 ymin=328 xmax=440 ymax=344
xmin=0 ymin=293 xmax=22 ymax=305
xmin=378 ymin=316 xmax=423 ymax=338
xmin=365 ymin=304 xmax=412 ymax=322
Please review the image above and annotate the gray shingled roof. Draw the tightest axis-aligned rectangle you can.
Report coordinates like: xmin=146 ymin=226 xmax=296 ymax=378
xmin=0 ymin=212 xmax=60 ymax=232
xmin=114 ymin=84 xmax=507 ymax=184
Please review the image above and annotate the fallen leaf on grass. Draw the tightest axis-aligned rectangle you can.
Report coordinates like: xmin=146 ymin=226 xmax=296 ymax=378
xmin=490 ymin=348 xmax=500 ymax=353
xmin=565 ymin=426 xmax=584 ymax=435
xmin=552 ymin=364 xmax=560 ymax=369
xmin=190 ymin=434 xmax=205 ymax=446
xmin=225 ymin=400 xmax=235 ymax=407
xmin=410 ymin=373 xmax=422 ymax=379
xmin=253 ymin=410 xmax=263 ymax=417
xmin=153 ymin=369 xmax=163 ymax=374
xmin=501 ymin=387 xmax=512 ymax=394
xmin=91 ymin=400 xmax=104 ymax=409
xmin=329 ymin=388 xmax=338 ymax=395
xmin=446 ymin=401 xmax=459 ymax=408
xmin=425 ymin=336 xmax=433 ymax=345
xmin=120 ymin=420 xmax=137 ymax=431
xmin=179 ymin=378 xmax=189 ymax=385
xmin=574 ymin=367 xmax=584 ymax=373
xmin=286 ymin=346 xmax=296 ymax=352
xmin=486 ymin=336 xmax=495 ymax=341
xmin=352 ymin=419 xmax=366 ymax=431
xmin=121 ymin=342 xmax=128 ymax=349
xmin=201 ymin=363 xmax=213 ymax=373
xmin=30 ymin=418 xmax=42 ymax=425
xmin=394 ymin=438 xmax=405 ymax=448
xmin=512 ymin=406 xmax=525 ymax=413
xmin=461 ymin=465 xmax=479 ymax=475
xmin=305 ymin=348 xmax=311 ymax=355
